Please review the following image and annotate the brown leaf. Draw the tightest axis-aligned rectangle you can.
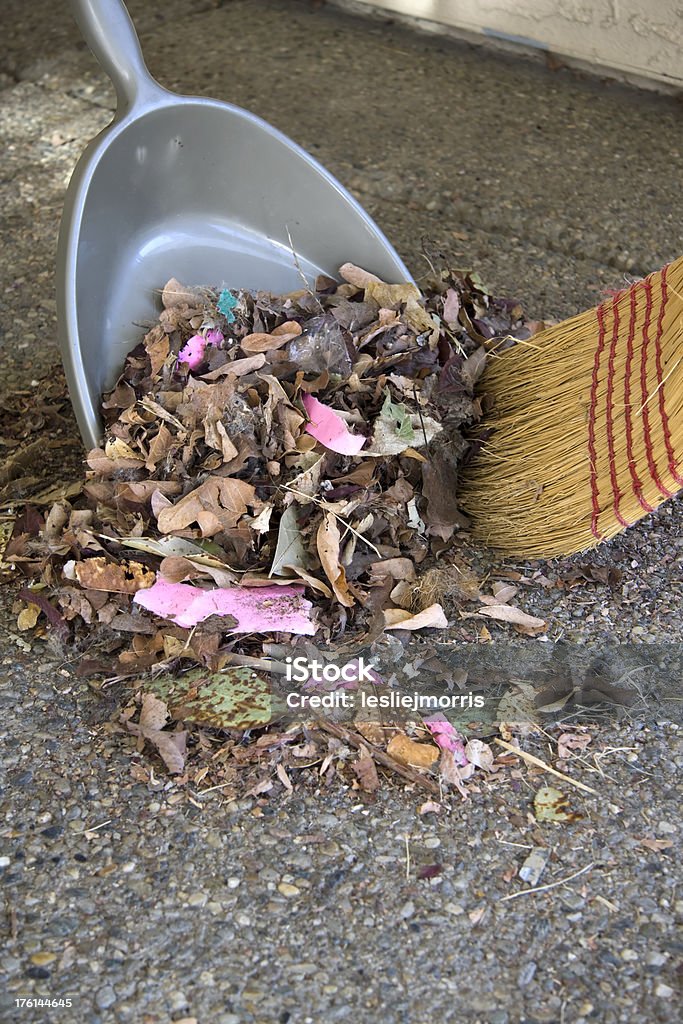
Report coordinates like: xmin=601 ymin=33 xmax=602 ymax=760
xmin=637 ymin=837 xmax=673 ymax=852
xmin=439 ymin=749 xmax=475 ymax=798
xmin=240 ymin=321 xmax=302 ymax=354
xmin=200 ymin=353 xmax=266 ymax=381
xmin=368 ymin=558 xmax=416 ymax=583
xmin=316 ymin=513 xmax=354 ymax=607
xmin=161 ymin=278 xmax=202 ymax=309
xmin=144 ymin=325 xmax=170 ymax=377
xmin=338 ymin=262 xmax=383 ymax=288
xmin=139 ymin=692 xmax=170 ymax=731
xmin=557 ymin=732 xmax=592 ymax=759
xmin=145 ymin=728 xmax=187 ymax=775
xmin=74 ymin=557 xmax=156 ymax=594
xmin=477 ymin=604 xmax=546 ymax=635
xmin=203 ymin=407 xmax=239 ymax=463
xmin=384 ymin=604 xmax=448 ymax=630
xmin=17 ymin=603 xmax=40 ymax=630
xmin=387 ymin=734 xmax=439 ymax=769
xmin=125 ymin=693 xmax=188 ymax=774
xmin=145 ymin=424 xmax=175 ymax=471
xmin=460 ymin=346 xmax=487 ymax=390
xmin=421 ymin=452 xmax=463 ymax=541
xmin=353 ymin=747 xmax=380 ymax=793
xmin=157 ymin=478 xmax=256 ymax=537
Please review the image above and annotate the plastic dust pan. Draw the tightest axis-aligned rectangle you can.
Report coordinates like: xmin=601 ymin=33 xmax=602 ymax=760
xmin=57 ymin=0 xmax=411 ymax=450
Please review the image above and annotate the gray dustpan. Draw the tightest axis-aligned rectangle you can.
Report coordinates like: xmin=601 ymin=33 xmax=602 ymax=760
xmin=57 ymin=0 xmax=411 ymax=450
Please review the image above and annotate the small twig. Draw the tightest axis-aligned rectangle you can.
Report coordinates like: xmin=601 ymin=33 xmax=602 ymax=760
xmin=5 ymin=901 xmax=18 ymax=941
xmin=412 ymin=384 xmax=430 ymax=452
xmin=195 ymin=781 xmax=236 ymax=798
xmin=495 ymin=739 xmax=598 ymax=795
xmin=315 ymin=719 xmax=441 ymax=795
xmin=73 ymin=819 xmax=113 ymax=835
xmin=405 ymin=834 xmax=411 ymax=880
xmin=500 ymin=862 xmax=594 ymax=902
xmin=594 ymin=894 xmax=618 ymax=912
xmin=285 ymin=225 xmax=324 ymax=310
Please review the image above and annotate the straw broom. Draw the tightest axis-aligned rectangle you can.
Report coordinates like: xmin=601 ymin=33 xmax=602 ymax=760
xmin=458 ymin=255 xmax=683 ymax=558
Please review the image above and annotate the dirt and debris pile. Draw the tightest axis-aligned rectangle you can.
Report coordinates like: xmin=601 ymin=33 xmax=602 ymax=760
xmin=4 ymin=261 xmax=584 ymax=794
xmin=7 ymin=262 xmax=531 ymax=657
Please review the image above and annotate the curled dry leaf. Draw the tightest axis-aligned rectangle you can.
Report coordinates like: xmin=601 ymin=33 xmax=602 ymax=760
xmin=384 ymin=604 xmax=448 ymax=631
xmin=316 ymin=513 xmax=355 ymax=607
xmin=338 ymin=262 xmax=383 ymax=288
xmin=477 ymin=604 xmax=546 ymax=635
xmin=240 ymin=321 xmax=302 ymax=354
xmin=161 ymin=277 xmax=203 ymax=309
xmin=156 ymin=477 xmax=256 ymax=537
xmin=637 ymin=837 xmax=674 ymax=852
xmin=386 ymin=733 xmax=439 ymax=769
xmin=557 ymin=732 xmax=592 ymax=759
xmin=125 ymin=692 xmax=188 ymax=775
xmin=418 ymin=800 xmax=442 ymax=815
xmin=17 ymin=603 xmax=40 ymax=631
xmin=439 ymin=749 xmax=475 ymax=798
xmin=464 ymin=738 xmax=495 ymax=772
xmin=353 ymin=746 xmax=380 ymax=793
xmin=74 ymin=557 xmax=156 ymax=594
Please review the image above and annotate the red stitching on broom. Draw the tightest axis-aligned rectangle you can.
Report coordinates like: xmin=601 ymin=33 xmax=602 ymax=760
xmin=605 ymin=294 xmax=630 ymax=528
xmin=624 ymin=283 xmax=653 ymax=513
xmin=640 ymin=274 xmax=673 ymax=498
xmin=653 ymin=263 xmax=683 ymax=487
xmin=588 ymin=304 xmax=607 ymax=538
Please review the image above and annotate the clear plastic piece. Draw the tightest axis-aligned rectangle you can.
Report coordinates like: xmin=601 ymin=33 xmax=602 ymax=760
xmin=287 ymin=315 xmax=353 ymax=376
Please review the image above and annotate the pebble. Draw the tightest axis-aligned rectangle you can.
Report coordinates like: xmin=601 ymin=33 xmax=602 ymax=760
xmin=278 ymin=883 xmax=300 ymax=897
xmin=187 ymin=892 xmax=208 ymax=907
xmin=517 ymin=962 xmax=537 ymax=987
xmin=519 ymin=847 xmax=549 ymax=886
xmin=561 ymin=891 xmax=586 ymax=911
xmin=95 ymin=986 xmax=117 ymax=1010
xmin=226 ymin=877 xmax=241 ymax=889
xmin=621 ymin=949 xmax=638 ymax=962
xmin=424 ymin=837 xmax=441 ymax=849
xmin=168 ymin=991 xmax=189 ymax=1011
xmin=30 ymin=952 xmax=56 ymax=965
xmin=645 ymin=951 xmax=667 ymax=967
xmin=0 ymin=856 xmax=10 ymax=868
xmin=655 ymin=983 xmax=674 ymax=999
xmin=657 ymin=821 xmax=676 ymax=834
xmin=400 ymin=901 xmax=415 ymax=919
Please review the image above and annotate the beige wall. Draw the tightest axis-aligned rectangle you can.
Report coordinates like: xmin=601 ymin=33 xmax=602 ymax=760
xmin=341 ymin=1 xmax=683 ymax=89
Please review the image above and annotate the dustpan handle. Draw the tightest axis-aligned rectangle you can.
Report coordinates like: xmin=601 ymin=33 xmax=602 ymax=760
xmin=69 ymin=0 xmax=164 ymax=113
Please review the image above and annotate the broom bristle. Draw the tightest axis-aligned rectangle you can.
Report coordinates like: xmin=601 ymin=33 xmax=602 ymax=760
xmin=459 ymin=255 xmax=683 ymax=558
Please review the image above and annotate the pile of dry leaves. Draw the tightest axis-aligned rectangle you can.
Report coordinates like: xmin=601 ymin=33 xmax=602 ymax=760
xmin=5 ymin=261 xmax=566 ymax=796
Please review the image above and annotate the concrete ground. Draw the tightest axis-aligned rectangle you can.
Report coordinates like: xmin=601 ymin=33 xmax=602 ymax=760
xmin=1 ymin=2 xmax=682 ymax=1022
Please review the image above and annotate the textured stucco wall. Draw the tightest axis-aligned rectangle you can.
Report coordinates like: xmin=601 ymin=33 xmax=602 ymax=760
xmin=342 ymin=1 xmax=683 ymax=87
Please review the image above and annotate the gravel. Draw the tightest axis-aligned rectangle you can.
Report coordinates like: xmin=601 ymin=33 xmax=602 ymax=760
xmin=1 ymin=1 xmax=682 ymax=1022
